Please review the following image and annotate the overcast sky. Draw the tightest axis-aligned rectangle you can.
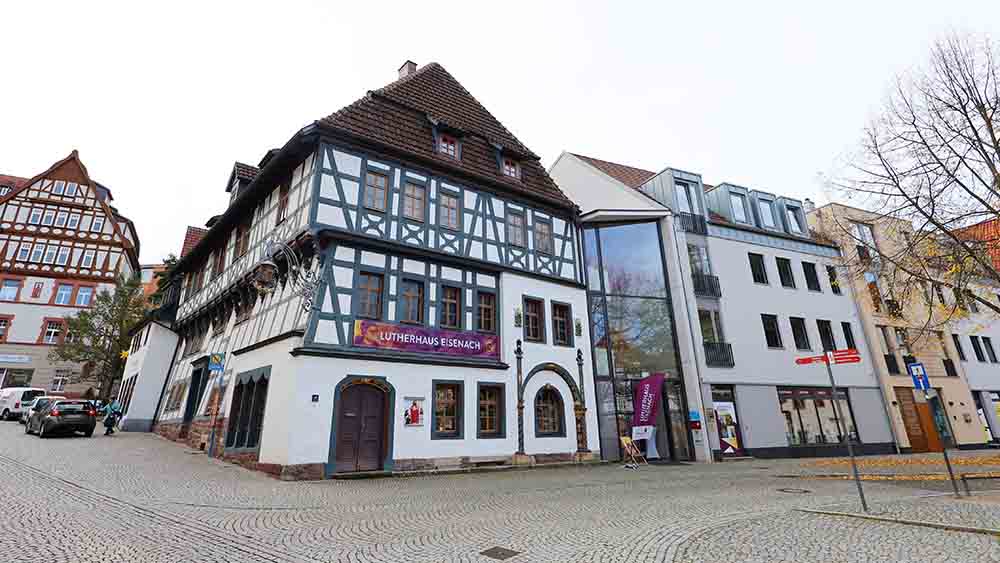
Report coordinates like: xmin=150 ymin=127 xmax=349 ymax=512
xmin=3 ymin=1 xmax=998 ymax=263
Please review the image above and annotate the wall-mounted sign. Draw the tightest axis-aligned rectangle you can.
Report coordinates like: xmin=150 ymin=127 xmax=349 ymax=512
xmin=353 ymin=320 xmax=500 ymax=360
xmin=0 ymin=355 xmax=31 ymax=365
xmin=208 ymin=353 xmax=225 ymax=372
xmin=403 ymin=396 xmax=424 ymax=426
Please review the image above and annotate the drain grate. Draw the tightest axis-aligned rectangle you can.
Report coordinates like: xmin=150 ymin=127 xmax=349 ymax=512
xmin=480 ymin=546 xmax=521 ymax=560
xmin=777 ymin=487 xmax=811 ymax=494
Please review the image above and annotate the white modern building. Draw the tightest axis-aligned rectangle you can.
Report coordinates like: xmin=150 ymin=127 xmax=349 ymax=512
xmin=145 ymin=62 xmax=599 ymax=478
xmin=551 ymin=152 xmax=895 ymax=460
xmin=119 ymin=317 xmax=180 ymax=431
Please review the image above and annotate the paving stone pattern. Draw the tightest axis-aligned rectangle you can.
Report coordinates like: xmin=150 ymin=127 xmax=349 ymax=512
xmin=1 ymin=423 xmax=998 ymax=562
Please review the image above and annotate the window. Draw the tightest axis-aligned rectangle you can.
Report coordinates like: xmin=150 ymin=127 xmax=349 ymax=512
xmin=54 ymin=212 xmax=68 ymax=228
xmin=400 ymin=280 xmax=424 ymax=324
xmin=31 ymin=282 xmax=42 ymax=298
xmin=761 ymin=314 xmax=782 ymax=348
xmin=524 ymin=298 xmax=545 ymax=342
xmin=30 ymin=244 xmax=44 ymax=263
xmin=65 ymin=182 xmax=78 ymax=197
xmin=842 ymin=322 xmax=857 ymax=350
xmin=817 ymin=320 xmax=837 ymax=351
xmin=827 ymin=266 xmax=842 ymax=295
xmin=476 ymin=292 xmax=496 ymax=333
xmin=984 ymin=337 xmax=998 ymax=363
xmin=952 ymin=334 xmax=967 ymax=361
xmin=234 ymin=222 xmax=251 ymax=259
xmin=698 ymin=310 xmax=725 ymax=342
xmin=52 ymin=181 xmax=65 ymax=195
xmin=50 ymin=376 xmax=67 ymax=393
xmin=432 ymin=381 xmax=462 ymax=439
xmin=439 ymin=192 xmax=460 ymax=230
xmin=28 ymin=208 xmax=42 ymax=224
xmin=54 ymin=284 xmax=73 ymax=305
xmin=81 ymin=249 xmax=95 ymax=268
xmin=0 ymin=186 xmax=10 ymax=196
xmin=688 ymin=245 xmax=711 ymax=275
xmin=438 ymin=134 xmax=458 ymax=158
xmin=276 ymin=184 xmax=290 ymax=223
xmin=778 ymin=387 xmax=857 ymax=446
xmin=224 ymin=370 xmax=270 ymax=451
xmin=675 ymin=182 xmax=694 ymax=214
xmin=970 ymin=336 xmax=987 ymax=362
xmin=552 ymin=303 xmax=572 ymax=346
xmin=75 ymin=287 xmax=93 ymax=307
xmin=234 ymin=300 xmax=253 ymax=325
xmin=91 ymin=216 xmax=105 ymax=232
xmin=357 ymin=273 xmax=383 ymax=320
xmin=363 ymin=171 xmax=388 ymax=212
xmin=534 ymin=220 xmax=554 ymax=255
xmin=478 ymin=383 xmax=504 ymax=438
xmin=67 ymin=214 xmax=80 ymax=229
xmin=43 ymin=245 xmax=58 ymax=264
xmin=730 ymin=193 xmax=749 ymax=223
xmin=502 ymin=158 xmax=519 ymax=179
xmin=776 ymin=258 xmax=796 ymax=288
xmin=42 ymin=210 xmax=55 ymax=226
xmin=853 ymin=222 xmax=877 ymax=248
xmin=55 ymin=247 xmax=70 ymax=266
xmin=0 ymin=318 xmax=10 ymax=342
xmin=211 ymin=249 xmax=225 ymax=279
xmin=802 ymin=262 xmax=821 ymax=291
xmin=42 ymin=320 xmax=63 ymax=344
xmin=758 ymin=200 xmax=776 ymax=228
xmin=748 ymin=253 xmax=768 ymax=284
xmin=1 ymin=279 xmax=21 ymax=301
xmin=534 ymin=387 xmax=565 ymax=437
xmin=402 ymin=183 xmax=425 ymax=221
xmin=439 ymin=286 xmax=461 ymax=328
xmin=507 ymin=212 xmax=526 ymax=247
xmin=785 ymin=207 xmax=804 ymax=233
xmin=968 ymin=291 xmax=980 ymax=313
xmin=16 ymin=244 xmax=30 ymax=261
xmin=790 ymin=317 xmax=811 ymax=350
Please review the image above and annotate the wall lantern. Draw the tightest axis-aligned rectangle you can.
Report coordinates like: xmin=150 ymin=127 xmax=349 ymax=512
xmin=251 ymin=239 xmax=322 ymax=312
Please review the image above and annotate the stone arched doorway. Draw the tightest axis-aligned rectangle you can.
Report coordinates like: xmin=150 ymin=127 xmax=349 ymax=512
xmin=329 ymin=377 xmax=394 ymax=474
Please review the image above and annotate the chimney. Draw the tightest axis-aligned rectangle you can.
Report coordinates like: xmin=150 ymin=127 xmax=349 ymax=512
xmin=398 ymin=60 xmax=417 ymax=79
xmin=803 ymin=198 xmax=816 ymax=213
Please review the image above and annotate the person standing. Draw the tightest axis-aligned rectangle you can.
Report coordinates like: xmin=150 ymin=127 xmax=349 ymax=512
xmin=101 ymin=397 xmax=122 ymax=436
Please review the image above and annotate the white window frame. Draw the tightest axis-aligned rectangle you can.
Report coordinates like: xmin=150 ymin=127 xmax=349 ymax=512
xmin=16 ymin=244 xmax=30 ymax=261
xmin=91 ymin=216 xmax=105 ymax=232
xmin=759 ymin=200 xmax=777 ymax=228
xmin=75 ymin=287 xmax=94 ymax=307
xmin=43 ymin=245 xmax=58 ymax=264
xmin=55 ymin=211 xmax=68 ymax=228
xmin=41 ymin=210 xmax=56 ymax=226
xmin=730 ymin=193 xmax=749 ymax=223
xmin=54 ymin=284 xmax=73 ymax=305
xmin=67 ymin=214 xmax=80 ymax=229
xmin=30 ymin=244 xmax=45 ymax=263
xmin=0 ymin=280 xmax=19 ymax=301
xmin=28 ymin=208 xmax=43 ymax=224
xmin=52 ymin=180 xmax=66 ymax=195
xmin=55 ymin=247 xmax=70 ymax=266
xmin=65 ymin=183 xmax=78 ymax=197
xmin=786 ymin=206 xmax=803 ymax=233
xmin=43 ymin=321 xmax=62 ymax=344
xmin=81 ymin=250 xmax=96 ymax=268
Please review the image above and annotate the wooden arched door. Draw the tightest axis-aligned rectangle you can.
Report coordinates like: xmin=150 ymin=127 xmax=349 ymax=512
xmin=335 ymin=384 xmax=386 ymax=473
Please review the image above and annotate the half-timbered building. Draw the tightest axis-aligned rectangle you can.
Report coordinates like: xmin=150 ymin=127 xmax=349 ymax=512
xmin=0 ymin=151 xmax=140 ymax=400
xmin=151 ymin=61 xmax=598 ymax=478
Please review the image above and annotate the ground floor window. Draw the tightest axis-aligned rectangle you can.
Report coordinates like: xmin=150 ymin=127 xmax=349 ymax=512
xmin=711 ymin=385 xmax=744 ymax=456
xmin=0 ymin=368 xmax=34 ymax=388
xmin=534 ymin=386 xmax=565 ymax=437
xmin=225 ymin=370 xmax=270 ymax=451
xmin=778 ymin=387 xmax=857 ymax=446
xmin=51 ymin=369 xmax=74 ymax=393
xmin=432 ymin=381 xmax=462 ymax=439
xmin=477 ymin=383 xmax=504 ymax=438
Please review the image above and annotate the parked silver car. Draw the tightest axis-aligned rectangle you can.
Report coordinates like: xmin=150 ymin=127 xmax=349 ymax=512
xmin=24 ymin=400 xmax=98 ymax=438
xmin=18 ymin=396 xmax=64 ymax=424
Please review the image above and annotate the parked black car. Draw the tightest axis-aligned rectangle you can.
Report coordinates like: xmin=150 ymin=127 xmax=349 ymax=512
xmin=24 ymin=400 xmax=98 ymax=438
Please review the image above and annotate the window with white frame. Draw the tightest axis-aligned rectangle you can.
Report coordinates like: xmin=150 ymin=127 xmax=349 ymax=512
xmin=438 ymin=134 xmax=458 ymax=158
xmin=28 ymin=208 xmax=42 ymax=224
xmin=758 ymin=200 xmax=777 ymax=228
xmin=91 ymin=216 xmax=105 ymax=232
xmin=81 ymin=250 xmax=96 ymax=268
xmin=51 ymin=371 xmax=70 ymax=392
xmin=0 ymin=186 xmax=10 ymax=196
xmin=785 ymin=206 xmax=804 ymax=233
xmin=16 ymin=244 xmax=30 ymax=261
xmin=52 ymin=181 xmax=65 ymax=195
xmin=42 ymin=210 xmax=55 ymax=226
xmin=43 ymin=321 xmax=63 ymax=344
xmin=0 ymin=280 xmax=20 ymax=301
xmin=30 ymin=244 xmax=44 ymax=263
xmin=502 ymin=158 xmax=519 ymax=178
xmin=43 ymin=245 xmax=58 ymax=264
xmin=55 ymin=247 xmax=70 ymax=266
xmin=0 ymin=318 xmax=10 ymax=341
xmin=730 ymin=193 xmax=749 ymax=223
xmin=65 ymin=182 xmax=78 ymax=197
xmin=54 ymin=211 xmax=68 ymax=228
xmin=67 ymin=214 xmax=80 ymax=229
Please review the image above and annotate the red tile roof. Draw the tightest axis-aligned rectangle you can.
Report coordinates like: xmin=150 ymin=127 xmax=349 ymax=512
xmin=0 ymin=174 xmax=29 ymax=188
xmin=319 ymin=63 xmax=573 ymax=210
xmin=233 ymin=162 xmax=259 ymax=182
xmin=570 ymin=153 xmax=656 ymax=188
xmin=956 ymin=218 xmax=1000 ymax=272
xmin=180 ymin=226 xmax=208 ymax=258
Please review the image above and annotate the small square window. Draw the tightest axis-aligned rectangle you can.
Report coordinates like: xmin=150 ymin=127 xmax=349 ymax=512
xmin=502 ymin=159 xmax=519 ymax=178
xmin=438 ymin=134 xmax=458 ymax=158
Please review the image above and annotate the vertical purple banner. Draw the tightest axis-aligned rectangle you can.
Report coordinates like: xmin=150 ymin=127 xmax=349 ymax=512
xmin=631 ymin=372 xmax=666 ymax=426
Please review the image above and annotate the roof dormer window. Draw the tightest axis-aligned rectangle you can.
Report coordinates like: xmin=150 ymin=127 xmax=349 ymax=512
xmin=786 ymin=206 xmax=804 ymax=233
xmin=758 ymin=200 xmax=777 ymax=228
xmin=438 ymin=134 xmax=458 ymax=159
xmin=502 ymin=158 xmax=520 ymax=179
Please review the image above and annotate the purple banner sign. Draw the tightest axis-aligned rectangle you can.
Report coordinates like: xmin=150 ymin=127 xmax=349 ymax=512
xmin=352 ymin=320 xmax=500 ymax=360
xmin=631 ymin=372 xmax=666 ymax=426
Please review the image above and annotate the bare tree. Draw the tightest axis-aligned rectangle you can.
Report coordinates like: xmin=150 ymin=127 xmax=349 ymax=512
xmin=832 ymin=32 xmax=1000 ymax=337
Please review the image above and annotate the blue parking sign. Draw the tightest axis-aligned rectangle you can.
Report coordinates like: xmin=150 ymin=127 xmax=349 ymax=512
xmin=907 ymin=362 xmax=930 ymax=390
xmin=209 ymin=353 xmax=225 ymax=372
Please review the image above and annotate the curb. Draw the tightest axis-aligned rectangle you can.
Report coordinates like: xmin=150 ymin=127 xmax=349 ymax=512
xmin=329 ymin=459 xmax=609 ymax=480
xmin=796 ymin=507 xmax=1000 ymax=537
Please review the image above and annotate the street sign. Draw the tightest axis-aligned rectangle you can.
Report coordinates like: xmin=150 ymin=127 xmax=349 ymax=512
xmin=209 ymin=353 xmax=225 ymax=372
xmin=794 ymin=349 xmax=861 ymax=365
xmin=908 ymin=362 xmax=930 ymax=391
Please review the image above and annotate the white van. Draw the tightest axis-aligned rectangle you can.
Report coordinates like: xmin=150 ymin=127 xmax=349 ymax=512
xmin=0 ymin=388 xmax=47 ymax=420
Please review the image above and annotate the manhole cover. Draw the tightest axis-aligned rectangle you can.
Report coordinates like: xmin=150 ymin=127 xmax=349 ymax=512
xmin=480 ymin=546 xmax=521 ymax=560
xmin=777 ymin=487 xmax=811 ymax=494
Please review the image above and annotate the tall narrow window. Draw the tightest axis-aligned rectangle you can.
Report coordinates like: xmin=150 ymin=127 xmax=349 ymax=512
xmin=28 ymin=208 xmax=42 ymax=224
xmin=67 ymin=214 xmax=80 ymax=229
xmin=224 ymin=373 xmax=270 ymax=450
xmin=790 ymin=317 xmax=811 ymax=350
xmin=55 ymin=212 xmax=68 ymax=228
xmin=42 ymin=320 xmax=63 ymax=344
xmin=400 ymin=280 xmax=424 ymax=324
xmin=478 ymin=384 xmax=504 ymax=438
xmin=970 ymin=336 xmax=987 ymax=362
xmin=730 ymin=193 xmax=748 ymax=223
xmin=785 ymin=207 xmax=804 ymax=233
xmin=524 ymin=298 xmax=544 ymax=342
xmin=534 ymin=387 xmax=565 ymax=437
xmin=65 ymin=182 xmax=78 ymax=197
xmin=52 ymin=181 xmax=65 ymax=195
xmin=440 ymin=286 xmax=461 ymax=328
xmin=952 ymin=333 xmax=967 ymax=361
xmin=439 ymin=192 xmax=460 ymax=230
xmin=827 ymin=266 xmax=841 ymax=295
xmin=42 ymin=210 xmax=56 ymax=226
xmin=534 ymin=220 xmax=553 ymax=255
xmin=983 ymin=337 xmax=998 ymax=363
xmin=748 ymin=253 xmax=768 ymax=284
xmin=55 ymin=247 xmax=70 ymax=266
xmin=675 ymin=182 xmax=694 ymax=214
xmin=91 ymin=216 xmax=105 ymax=232
xmin=234 ymin=222 xmax=251 ymax=259
xmin=508 ymin=212 xmax=526 ymax=247
xmin=841 ymin=322 xmax=857 ymax=350
xmin=357 ymin=273 xmax=383 ymax=320
xmin=758 ymin=200 xmax=776 ymax=228
xmin=364 ymin=172 xmax=388 ymax=212
xmin=477 ymin=292 xmax=496 ymax=333
xmin=688 ymin=245 xmax=711 ymax=275
xmin=276 ymin=184 xmax=290 ymax=223
xmin=0 ymin=318 xmax=9 ymax=342
xmin=30 ymin=244 xmax=45 ymax=263
xmin=43 ymin=245 xmax=58 ymax=264
xmin=552 ymin=303 xmax=572 ymax=346
xmin=16 ymin=244 xmax=30 ymax=261
xmin=776 ymin=258 xmax=796 ymax=288
xmin=433 ymin=381 xmax=462 ymax=439
xmin=402 ymin=183 xmax=425 ymax=221
xmin=802 ymin=262 xmax=822 ymax=291
xmin=761 ymin=314 xmax=782 ymax=348
xmin=817 ymin=320 xmax=837 ymax=351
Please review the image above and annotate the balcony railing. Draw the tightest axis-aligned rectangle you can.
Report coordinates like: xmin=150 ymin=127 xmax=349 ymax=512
xmin=884 ymin=353 xmax=900 ymax=374
xmin=679 ymin=212 xmax=708 ymax=235
xmin=692 ymin=273 xmax=722 ymax=298
xmin=943 ymin=358 xmax=958 ymax=377
xmin=704 ymin=341 xmax=735 ymax=368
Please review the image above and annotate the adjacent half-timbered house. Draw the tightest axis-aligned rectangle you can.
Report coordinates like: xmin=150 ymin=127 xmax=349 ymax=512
xmin=0 ymin=151 xmax=140 ymax=401
xmin=152 ymin=61 xmax=598 ymax=478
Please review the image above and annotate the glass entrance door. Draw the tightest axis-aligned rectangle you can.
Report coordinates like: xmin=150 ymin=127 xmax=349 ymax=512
xmin=711 ymin=385 xmax=744 ymax=456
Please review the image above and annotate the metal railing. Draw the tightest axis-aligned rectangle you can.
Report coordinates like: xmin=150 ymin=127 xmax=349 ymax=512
xmin=692 ymin=273 xmax=722 ymax=298
xmin=704 ymin=341 xmax=735 ymax=368
xmin=679 ymin=212 xmax=708 ymax=235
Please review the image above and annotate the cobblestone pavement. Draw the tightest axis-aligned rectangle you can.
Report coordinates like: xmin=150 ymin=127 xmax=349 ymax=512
xmin=1 ymin=422 xmax=999 ymax=563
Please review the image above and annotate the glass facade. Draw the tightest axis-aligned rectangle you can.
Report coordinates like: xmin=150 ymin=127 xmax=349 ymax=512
xmin=585 ymin=222 xmax=690 ymax=461
xmin=778 ymin=387 xmax=857 ymax=446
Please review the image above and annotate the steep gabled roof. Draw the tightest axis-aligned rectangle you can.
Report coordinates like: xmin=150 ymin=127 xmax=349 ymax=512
xmin=319 ymin=62 xmax=573 ymax=210
xmin=0 ymin=174 xmax=29 ymax=189
xmin=570 ymin=153 xmax=656 ymax=189
xmin=180 ymin=226 xmax=208 ymax=258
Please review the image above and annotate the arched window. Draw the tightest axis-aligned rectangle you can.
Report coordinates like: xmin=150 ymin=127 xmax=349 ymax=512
xmin=534 ymin=386 xmax=565 ymax=437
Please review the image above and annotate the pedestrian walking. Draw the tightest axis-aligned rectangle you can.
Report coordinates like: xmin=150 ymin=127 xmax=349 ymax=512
xmin=101 ymin=397 xmax=122 ymax=436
